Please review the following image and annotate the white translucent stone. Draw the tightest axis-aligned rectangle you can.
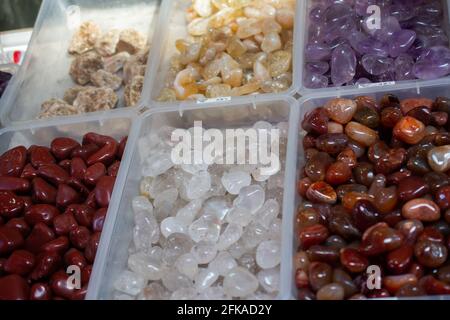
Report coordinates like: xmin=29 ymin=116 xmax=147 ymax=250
xmin=114 ymin=293 xmax=134 ymax=300
xmin=176 ymin=199 xmax=203 ymax=225
xmin=181 ymin=163 xmax=209 ymax=174
xmin=241 ymin=222 xmax=268 ymax=249
xmin=161 ymin=217 xmax=187 ymax=238
xmin=162 ymin=233 xmax=194 ymax=266
xmin=195 ymin=268 xmax=219 ymax=291
xmin=158 ymin=126 xmax=179 ymax=147
xmin=256 ymin=240 xmax=281 ymax=269
xmin=238 ymin=253 xmax=257 ymax=274
xmin=228 ymin=241 xmax=247 ymax=259
xmin=223 ymin=267 xmax=259 ymax=298
xmin=170 ymin=287 xmax=198 ymax=300
xmin=161 ymin=268 xmax=193 ymax=292
xmin=114 ymin=270 xmax=146 ymax=296
xmin=258 ymin=267 xmax=280 ymax=293
xmin=128 ymin=251 xmax=163 ymax=281
xmin=191 ymin=242 xmax=217 ymax=264
xmin=221 ymin=170 xmax=251 ymax=195
xmin=267 ymin=218 xmax=282 ymax=241
xmin=251 ymin=168 xmax=271 ymax=182
xmin=245 ymin=291 xmax=277 ymax=300
xmin=147 ymin=172 xmax=177 ymax=199
xmin=175 ymin=253 xmax=199 ymax=280
xmin=132 ymin=196 xmax=153 ymax=214
xmin=133 ymin=211 xmax=160 ymax=250
xmin=209 ymin=251 xmax=238 ymax=276
xmin=216 ymin=223 xmax=243 ymax=250
xmin=138 ymin=282 xmax=169 ymax=300
xmin=188 ymin=216 xmax=221 ymax=243
xmin=142 ymin=152 xmax=174 ymax=177
xmin=154 ymin=188 xmax=179 ymax=209
xmin=254 ymin=199 xmax=280 ymax=229
xmin=139 ymin=177 xmax=153 ymax=197
xmin=233 ymin=185 xmax=265 ymax=214
xmin=267 ymin=172 xmax=284 ymax=190
xmin=147 ymin=246 xmax=163 ymax=260
xmin=225 ymin=206 xmax=253 ymax=227
xmin=184 ymin=171 xmax=212 ymax=200
xmin=197 ymin=286 xmax=231 ymax=300
xmin=205 ymin=173 xmax=227 ymax=197
xmin=202 ymin=197 xmax=230 ymax=222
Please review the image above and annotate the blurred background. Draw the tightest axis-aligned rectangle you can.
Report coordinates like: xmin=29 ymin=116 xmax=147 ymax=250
xmin=0 ymin=0 xmax=42 ymax=31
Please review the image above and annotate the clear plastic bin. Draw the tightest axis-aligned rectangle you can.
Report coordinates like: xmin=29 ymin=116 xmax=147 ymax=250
xmin=0 ymin=108 xmax=139 ymax=299
xmin=297 ymin=0 xmax=450 ymax=96
xmin=86 ymin=95 xmax=300 ymax=300
xmin=143 ymin=0 xmax=300 ymax=108
xmin=0 ymin=0 xmax=161 ymax=126
xmin=293 ymin=82 xmax=450 ymax=300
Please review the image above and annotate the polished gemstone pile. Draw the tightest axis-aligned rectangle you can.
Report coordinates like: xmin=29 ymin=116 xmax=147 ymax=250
xmin=157 ymin=0 xmax=295 ymax=102
xmin=113 ymin=122 xmax=288 ymax=300
xmin=304 ymin=0 xmax=450 ymax=89
xmin=297 ymin=95 xmax=450 ymax=300
xmin=38 ymin=22 xmax=149 ymax=119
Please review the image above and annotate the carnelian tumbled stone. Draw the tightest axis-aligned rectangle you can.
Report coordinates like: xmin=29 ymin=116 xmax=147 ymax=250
xmin=393 ymin=116 xmax=426 ymax=145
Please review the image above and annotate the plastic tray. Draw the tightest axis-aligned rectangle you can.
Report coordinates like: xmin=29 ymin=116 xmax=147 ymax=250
xmin=0 ymin=0 xmax=162 ymax=126
xmin=143 ymin=0 xmax=301 ymax=108
xmin=297 ymin=0 xmax=450 ymax=96
xmin=293 ymin=81 xmax=450 ymax=300
xmin=0 ymin=108 xmax=139 ymax=298
xmin=86 ymin=95 xmax=300 ymax=300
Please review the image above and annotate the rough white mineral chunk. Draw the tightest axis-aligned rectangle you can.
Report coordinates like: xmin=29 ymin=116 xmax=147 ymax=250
xmin=256 ymin=240 xmax=281 ymax=269
xmin=223 ymin=267 xmax=259 ymax=298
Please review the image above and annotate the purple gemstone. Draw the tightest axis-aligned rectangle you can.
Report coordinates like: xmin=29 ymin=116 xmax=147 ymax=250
xmin=310 ymin=6 xmax=325 ymax=23
xmin=348 ymin=31 xmax=389 ymax=56
xmin=331 ymin=44 xmax=357 ymax=85
xmin=306 ymin=61 xmax=330 ymax=75
xmin=372 ymin=16 xmax=401 ymax=42
xmin=391 ymin=2 xmax=417 ymax=22
xmin=304 ymin=72 xmax=329 ymax=89
xmin=361 ymin=54 xmax=394 ymax=75
xmin=394 ymin=54 xmax=415 ymax=80
xmin=305 ymin=42 xmax=332 ymax=61
xmin=389 ymin=29 xmax=416 ymax=57
xmin=355 ymin=77 xmax=372 ymax=85
xmin=413 ymin=46 xmax=450 ymax=80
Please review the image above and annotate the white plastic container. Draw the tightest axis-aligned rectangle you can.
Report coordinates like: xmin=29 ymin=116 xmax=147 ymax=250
xmin=86 ymin=95 xmax=300 ymax=300
xmin=0 ymin=0 xmax=161 ymax=126
xmin=143 ymin=0 xmax=301 ymax=108
xmin=293 ymin=82 xmax=450 ymax=300
xmin=297 ymin=0 xmax=450 ymax=96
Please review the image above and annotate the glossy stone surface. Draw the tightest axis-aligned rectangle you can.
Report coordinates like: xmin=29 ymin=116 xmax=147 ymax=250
xmin=402 ymin=198 xmax=441 ymax=222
